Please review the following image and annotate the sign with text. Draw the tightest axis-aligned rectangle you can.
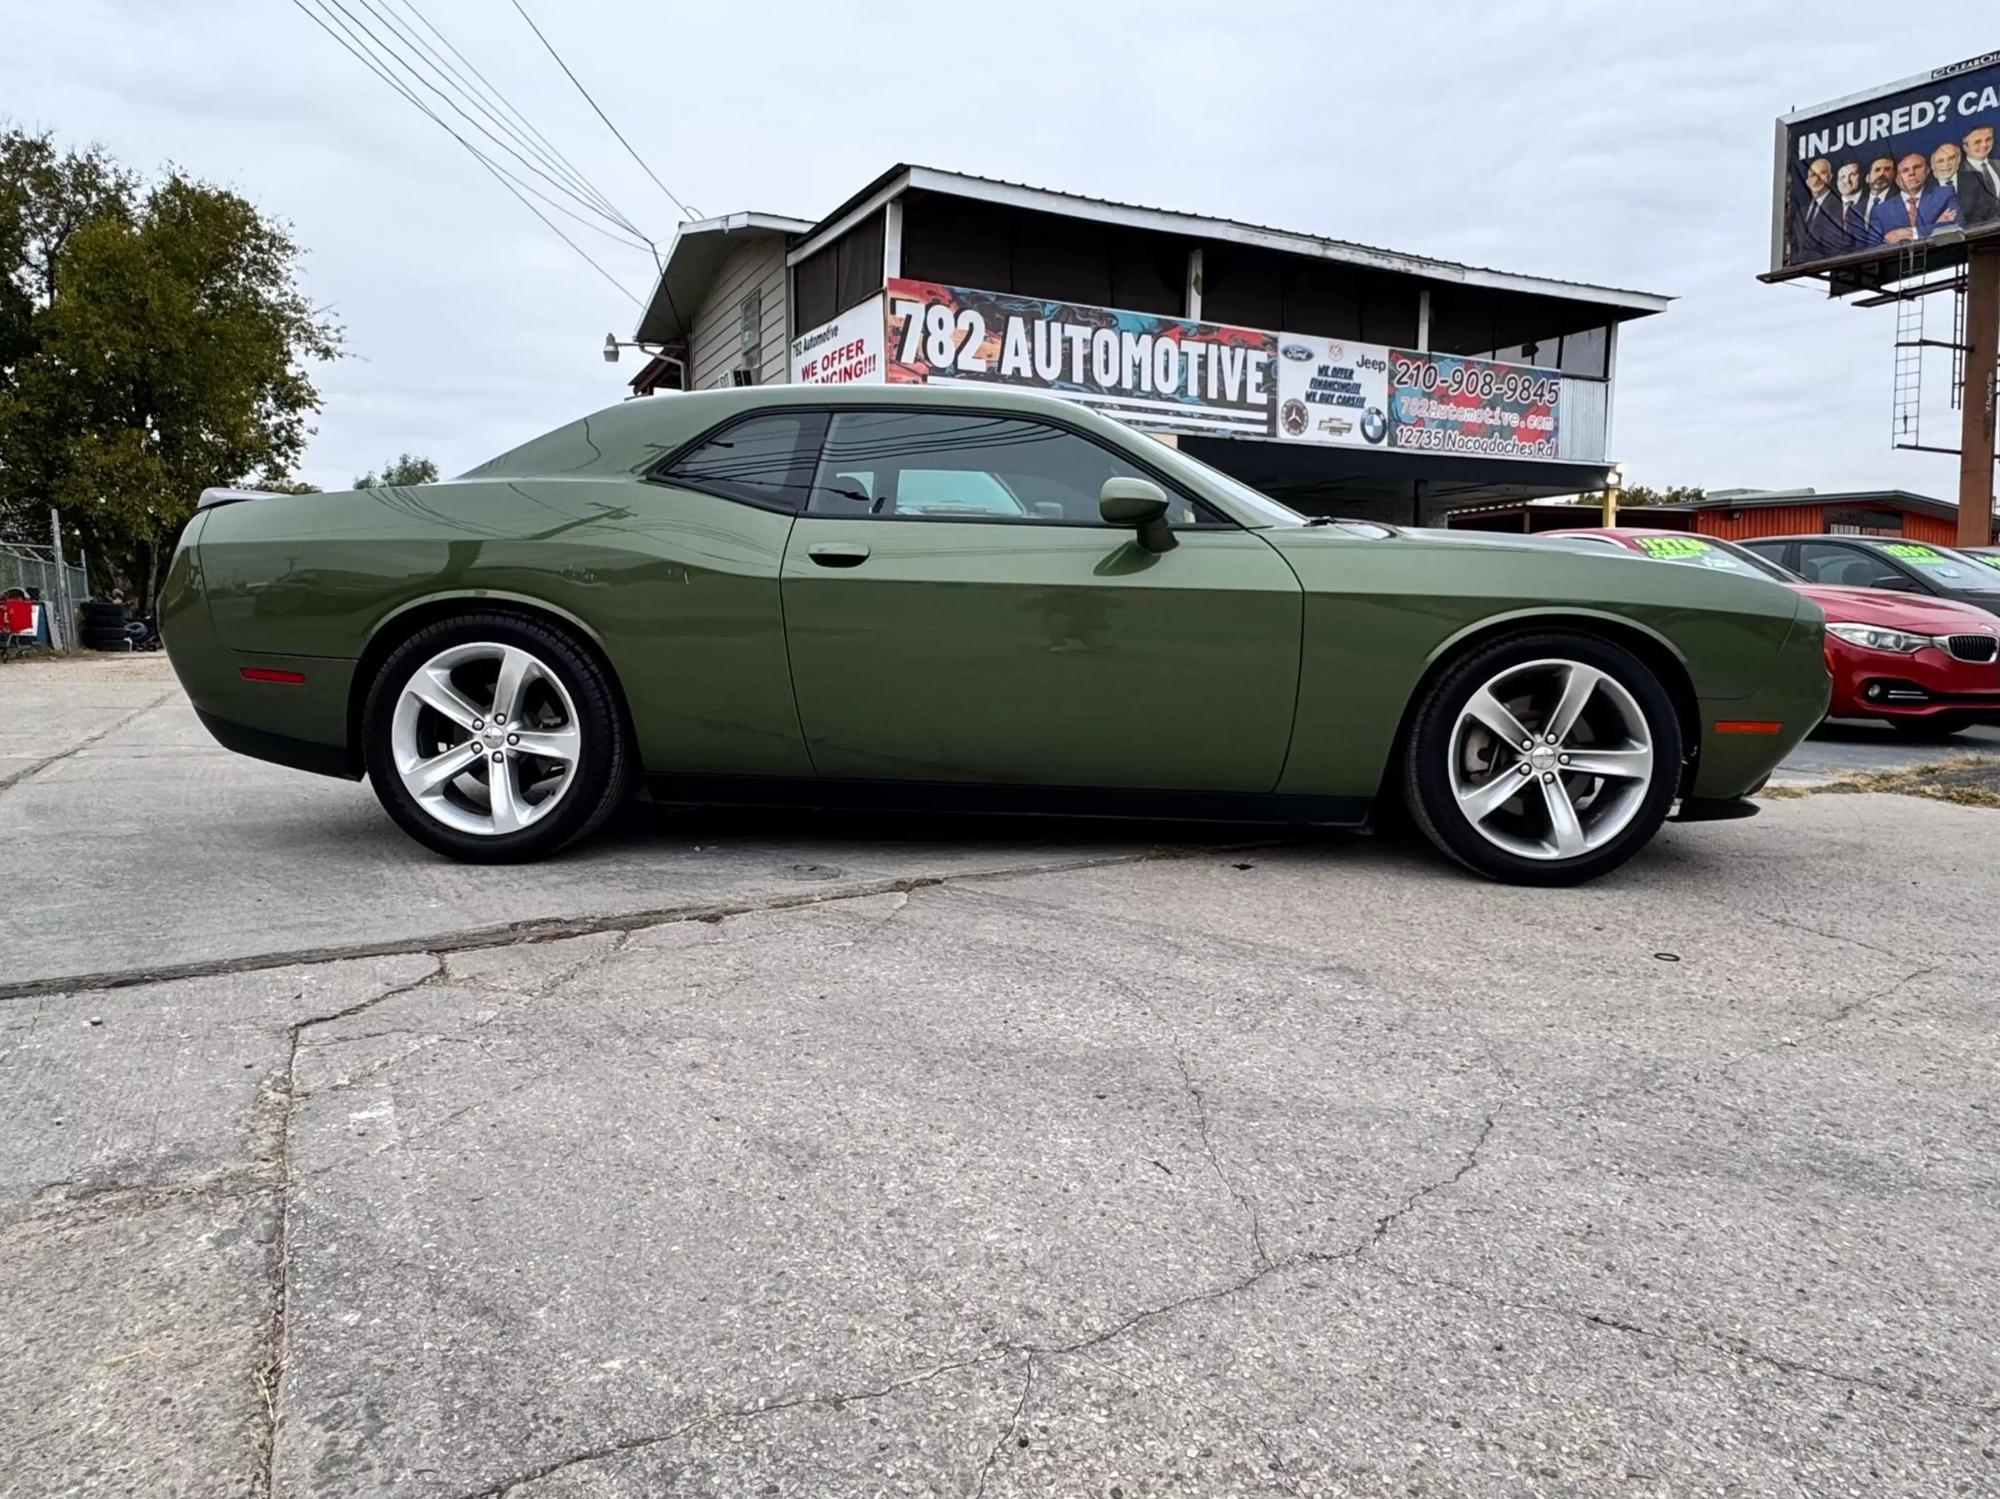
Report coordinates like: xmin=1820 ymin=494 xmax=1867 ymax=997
xmin=789 ymin=294 xmax=885 ymax=385
xmin=1772 ymin=51 xmax=2000 ymax=276
xmin=882 ymin=278 xmax=1274 ymax=437
xmin=1273 ymin=333 xmax=1391 ymax=446
xmin=1387 ymin=351 xmax=1562 ymax=459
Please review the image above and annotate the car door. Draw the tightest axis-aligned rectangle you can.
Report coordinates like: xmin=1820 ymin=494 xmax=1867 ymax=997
xmin=779 ymin=406 xmax=1303 ymax=792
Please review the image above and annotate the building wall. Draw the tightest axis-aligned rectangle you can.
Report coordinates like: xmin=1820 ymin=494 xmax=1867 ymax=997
xmin=689 ymin=236 xmax=789 ymax=390
xmin=1692 ymin=504 xmax=1824 ymax=540
xmin=1901 ymin=514 xmax=1962 ymax=544
xmin=1693 ymin=505 xmax=1990 ymax=544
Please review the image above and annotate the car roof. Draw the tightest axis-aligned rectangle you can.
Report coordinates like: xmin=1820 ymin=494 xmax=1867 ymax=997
xmin=1739 ymin=534 xmax=1911 ymax=548
xmin=1528 ymin=535 xmax=1688 ymax=547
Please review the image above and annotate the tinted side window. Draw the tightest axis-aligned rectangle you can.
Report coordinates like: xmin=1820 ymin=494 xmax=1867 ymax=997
xmin=660 ymin=413 xmax=824 ymax=512
xmin=1795 ymin=542 xmax=1905 ymax=589
xmin=805 ymin=410 xmax=1207 ymax=525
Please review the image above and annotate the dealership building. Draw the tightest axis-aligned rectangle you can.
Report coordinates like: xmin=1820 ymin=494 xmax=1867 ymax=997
xmin=623 ymin=165 xmax=1670 ymax=525
xmin=1449 ymin=487 xmax=1998 ymax=545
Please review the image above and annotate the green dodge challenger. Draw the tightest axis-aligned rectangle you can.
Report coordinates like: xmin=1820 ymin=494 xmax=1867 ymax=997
xmin=162 ymin=385 xmax=1829 ymax=884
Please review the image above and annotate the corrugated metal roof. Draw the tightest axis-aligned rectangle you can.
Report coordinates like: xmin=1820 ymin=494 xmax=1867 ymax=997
xmin=637 ymin=163 xmax=1679 ymax=342
xmin=793 ymin=164 xmax=1673 ymax=314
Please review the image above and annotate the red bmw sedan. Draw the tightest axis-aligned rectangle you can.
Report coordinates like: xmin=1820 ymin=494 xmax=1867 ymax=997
xmin=1544 ymin=529 xmax=2000 ymax=738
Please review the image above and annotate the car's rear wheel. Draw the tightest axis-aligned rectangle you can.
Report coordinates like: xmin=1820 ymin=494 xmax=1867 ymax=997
xmin=362 ymin=611 xmax=631 ymax=862
xmin=1403 ymin=632 xmax=1683 ymax=886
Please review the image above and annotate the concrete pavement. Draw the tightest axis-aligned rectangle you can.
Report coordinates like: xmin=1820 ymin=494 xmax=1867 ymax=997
xmin=3 ymin=658 xmax=1997 ymax=1498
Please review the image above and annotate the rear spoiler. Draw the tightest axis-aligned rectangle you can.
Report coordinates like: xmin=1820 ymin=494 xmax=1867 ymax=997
xmin=198 ymin=487 xmax=284 ymax=511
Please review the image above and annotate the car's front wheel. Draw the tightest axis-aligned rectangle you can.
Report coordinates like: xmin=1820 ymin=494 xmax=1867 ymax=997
xmin=362 ymin=611 xmax=632 ymax=862
xmin=1403 ymin=632 xmax=1684 ymax=886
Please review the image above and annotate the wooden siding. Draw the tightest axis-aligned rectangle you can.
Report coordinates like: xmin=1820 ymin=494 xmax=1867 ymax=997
xmin=689 ymin=236 xmax=789 ymax=390
xmin=1901 ymin=514 xmax=1962 ymax=544
xmin=1692 ymin=505 xmax=1823 ymax=540
xmin=1694 ymin=505 xmax=1994 ymax=545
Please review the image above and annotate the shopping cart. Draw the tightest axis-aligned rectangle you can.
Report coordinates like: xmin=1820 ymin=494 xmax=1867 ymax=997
xmin=2 ymin=594 xmax=44 ymax=658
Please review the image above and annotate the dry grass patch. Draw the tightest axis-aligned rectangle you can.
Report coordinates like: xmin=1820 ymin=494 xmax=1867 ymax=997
xmin=1815 ymin=755 xmax=2000 ymax=810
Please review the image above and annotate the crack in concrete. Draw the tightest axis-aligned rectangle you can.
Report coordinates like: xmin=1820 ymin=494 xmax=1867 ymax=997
xmin=1715 ymin=962 xmax=1940 ymax=1081
xmin=253 ymin=958 xmax=446 ymax=1498
xmin=1174 ymin=1050 xmax=1272 ymax=1269
xmin=0 ymin=688 xmax=175 ymax=796
xmin=971 ymin=1352 xmax=1035 ymax=1499
xmin=1743 ymin=909 xmax=1927 ymax=966
xmin=1361 ymin=1112 xmax=1499 ymax=1251
xmin=1367 ymin=1263 xmax=2000 ymax=1416
xmin=414 ymin=1102 xmax=1508 ymax=1499
xmin=0 ymin=847 xmax=1215 ymax=1006
xmin=458 ymin=1349 xmax=1013 ymax=1498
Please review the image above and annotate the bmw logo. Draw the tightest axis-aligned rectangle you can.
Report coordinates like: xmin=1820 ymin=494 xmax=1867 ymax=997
xmin=1360 ymin=407 xmax=1388 ymax=444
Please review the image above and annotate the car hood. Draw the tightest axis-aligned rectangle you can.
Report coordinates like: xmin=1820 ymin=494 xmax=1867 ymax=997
xmin=1795 ymin=583 xmax=1998 ymax=632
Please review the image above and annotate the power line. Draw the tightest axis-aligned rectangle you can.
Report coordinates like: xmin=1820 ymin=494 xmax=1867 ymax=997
xmin=287 ymin=0 xmax=644 ymax=302
xmin=380 ymin=0 xmax=643 ymax=239
xmin=315 ymin=0 xmax=642 ymax=245
xmin=317 ymin=2 xmax=647 ymax=255
xmin=508 ymin=0 xmax=699 ymax=224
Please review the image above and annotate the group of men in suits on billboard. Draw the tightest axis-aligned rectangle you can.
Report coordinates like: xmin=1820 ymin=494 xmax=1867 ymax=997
xmin=1790 ymin=124 xmax=2000 ymax=263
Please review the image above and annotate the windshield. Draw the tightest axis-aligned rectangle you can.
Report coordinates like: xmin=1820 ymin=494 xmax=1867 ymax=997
xmin=1144 ymin=443 xmax=1308 ymax=527
xmin=1876 ymin=541 xmax=2000 ymax=592
xmin=1627 ymin=534 xmax=1798 ymax=582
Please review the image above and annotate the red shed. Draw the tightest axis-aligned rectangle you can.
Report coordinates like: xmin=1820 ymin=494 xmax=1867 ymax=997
xmin=1684 ymin=489 xmax=1996 ymax=546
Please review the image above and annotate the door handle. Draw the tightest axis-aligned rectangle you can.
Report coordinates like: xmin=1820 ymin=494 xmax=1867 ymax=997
xmin=807 ymin=542 xmax=870 ymax=568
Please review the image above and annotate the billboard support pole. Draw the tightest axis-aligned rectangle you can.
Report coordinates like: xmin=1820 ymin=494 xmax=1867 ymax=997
xmin=1960 ymin=241 xmax=1999 ymax=548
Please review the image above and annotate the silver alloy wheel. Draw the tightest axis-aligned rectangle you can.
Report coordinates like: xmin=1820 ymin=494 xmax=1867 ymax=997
xmin=1447 ymin=657 xmax=1655 ymax=862
xmin=389 ymin=642 xmax=582 ymax=837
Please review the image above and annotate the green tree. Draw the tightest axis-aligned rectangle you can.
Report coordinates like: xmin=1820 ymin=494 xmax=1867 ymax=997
xmin=354 ymin=453 xmax=439 ymax=489
xmin=1572 ymin=483 xmax=1707 ymax=508
xmin=0 ymin=130 xmax=339 ymax=587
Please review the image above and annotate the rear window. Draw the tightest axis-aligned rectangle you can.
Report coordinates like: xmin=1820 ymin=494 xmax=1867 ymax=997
xmin=660 ymin=413 xmax=824 ymax=512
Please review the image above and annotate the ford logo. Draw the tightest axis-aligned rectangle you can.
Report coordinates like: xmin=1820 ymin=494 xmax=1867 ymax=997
xmin=1281 ymin=343 xmax=1315 ymax=361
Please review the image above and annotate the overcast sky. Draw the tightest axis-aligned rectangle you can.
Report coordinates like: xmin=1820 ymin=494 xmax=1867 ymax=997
xmin=5 ymin=0 xmax=1991 ymax=497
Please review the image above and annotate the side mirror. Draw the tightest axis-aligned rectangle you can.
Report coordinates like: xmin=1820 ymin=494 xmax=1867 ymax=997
xmin=1099 ymin=476 xmax=1177 ymax=553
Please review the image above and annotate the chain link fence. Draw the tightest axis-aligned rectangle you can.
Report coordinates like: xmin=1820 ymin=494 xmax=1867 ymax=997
xmin=1 ymin=539 xmax=91 ymax=651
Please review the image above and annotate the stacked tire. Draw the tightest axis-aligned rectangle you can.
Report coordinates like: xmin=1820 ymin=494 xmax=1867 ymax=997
xmin=80 ymin=600 xmax=135 ymax=652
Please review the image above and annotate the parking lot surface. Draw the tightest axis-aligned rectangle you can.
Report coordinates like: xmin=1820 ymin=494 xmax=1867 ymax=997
xmin=3 ymin=658 xmax=1997 ymax=1498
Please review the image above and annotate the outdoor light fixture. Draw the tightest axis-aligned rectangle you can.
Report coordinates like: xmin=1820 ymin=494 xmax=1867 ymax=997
xmin=603 ymin=332 xmax=620 ymax=363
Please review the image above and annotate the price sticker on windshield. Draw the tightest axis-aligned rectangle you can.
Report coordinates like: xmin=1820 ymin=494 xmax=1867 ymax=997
xmin=1885 ymin=543 xmax=1946 ymax=565
xmin=1634 ymin=537 xmax=1713 ymax=559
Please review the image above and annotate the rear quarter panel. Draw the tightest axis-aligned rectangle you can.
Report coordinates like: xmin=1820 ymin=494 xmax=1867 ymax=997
xmin=1263 ymin=533 xmax=1808 ymax=799
xmin=191 ymin=477 xmax=811 ymax=777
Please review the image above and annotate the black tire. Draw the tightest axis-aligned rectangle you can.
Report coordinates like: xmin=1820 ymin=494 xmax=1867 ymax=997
xmin=1886 ymin=714 xmax=1976 ymax=741
xmin=1402 ymin=631 xmax=1685 ymax=887
xmin=362 ymin=610 xmax=633 ymax=863
xmin=84 ymin=633 xmax=133 ymax=652
xmin=79 ymin=600 xmax=130 ymax=625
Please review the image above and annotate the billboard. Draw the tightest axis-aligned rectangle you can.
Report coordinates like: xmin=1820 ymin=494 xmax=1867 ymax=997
xmin=793 ymin=278 xmax=1567 ymax=460
xmin=1386 ymin=351 xmax=1562 ymax=459
xmin=789 ymin=294 xmax=885 ymax=385
xmin=1274 ymin=334 xmax=1391 ymax=447
xmin=882 ymin=277 xmax=1275 ymax=438
xmin=1772 ymin=51 xmax=2000 ymax=276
